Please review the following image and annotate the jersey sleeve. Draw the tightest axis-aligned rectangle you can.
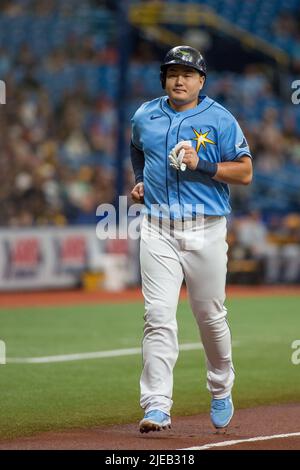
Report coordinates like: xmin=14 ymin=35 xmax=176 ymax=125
xmin=219 ymin=118 xmax=252 ymax=162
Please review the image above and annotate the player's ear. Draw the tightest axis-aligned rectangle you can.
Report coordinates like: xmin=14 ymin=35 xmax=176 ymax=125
xmin=198 ymin=73 xmax=205 ymax=90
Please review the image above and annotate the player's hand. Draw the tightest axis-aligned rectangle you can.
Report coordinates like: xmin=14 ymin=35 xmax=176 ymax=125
xmin=169 ymin=143 xmax=187 ymax=171
xmin=168 ymin=140 xmax=198 ymax=171
xmin=131 ymin=182 xmax=144 ymax=203
xmin=181 ymin=144 xmax=199 ymax=170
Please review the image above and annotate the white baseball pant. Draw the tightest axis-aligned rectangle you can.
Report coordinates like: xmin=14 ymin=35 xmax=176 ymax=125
xmin=139 ymin=214 xmax=235 ymax=414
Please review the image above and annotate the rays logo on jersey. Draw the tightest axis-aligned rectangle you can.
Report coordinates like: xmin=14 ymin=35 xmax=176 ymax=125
xmin=191 ymin=128 xmax=216 ymax=153
xmin=235 ymin=137 xmax=248 ymax=150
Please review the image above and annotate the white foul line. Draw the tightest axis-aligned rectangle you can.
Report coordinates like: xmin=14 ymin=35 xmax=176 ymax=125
xmin=180 ymin=432 xmax=300 ymax=450
xmin=6 ymin=341 xmax=238 ymax=364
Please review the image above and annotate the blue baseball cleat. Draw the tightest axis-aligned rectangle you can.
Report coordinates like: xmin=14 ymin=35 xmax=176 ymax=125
xmin=139 ymin=410 xmax=171 ymax=434
xmin=210 ymin=395 xmax=234 ymax=429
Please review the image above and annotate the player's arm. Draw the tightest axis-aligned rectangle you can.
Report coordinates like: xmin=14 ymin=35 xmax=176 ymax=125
xmin=130 ymin=141 xmax=145 ymax=203
xmin=181 ymin=147 xmax=253 ymax=185
xmin=213 ymin=119 xmax=253 ymax=185
xmin=212 ymin=155 xmax=253 ymax=185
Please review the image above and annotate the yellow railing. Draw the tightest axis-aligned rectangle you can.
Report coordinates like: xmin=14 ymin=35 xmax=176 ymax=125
xmin=129 ymin=1 xmax=289 ymax=66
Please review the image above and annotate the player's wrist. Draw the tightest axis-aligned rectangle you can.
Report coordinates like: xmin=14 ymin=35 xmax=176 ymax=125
xmin=196 ymin=159 xmax=218 ymax=177
xmin=135 ymin=175 xmax=144 ymax=184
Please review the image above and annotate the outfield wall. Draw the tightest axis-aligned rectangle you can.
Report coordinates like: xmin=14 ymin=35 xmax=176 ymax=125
xmin=0 ymin=228 xmax=140 ymax=291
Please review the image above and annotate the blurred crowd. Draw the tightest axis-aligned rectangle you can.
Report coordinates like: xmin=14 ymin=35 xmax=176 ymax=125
xmin=227 ymin=212 xmax=300 ymax=284
xmin=0 ymin=1 xmax=120 ymax=226
xmin=0 ymin=82 xmax=119 ymax=226
xmin=271 ymin=8 xmax=300 ymax=70
xmin=0 ymin=1 xmax=299 ymax=283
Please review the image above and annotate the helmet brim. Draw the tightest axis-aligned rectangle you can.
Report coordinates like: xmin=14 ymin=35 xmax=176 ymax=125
xmin=160 ymin=60 xmax=206 ymax=77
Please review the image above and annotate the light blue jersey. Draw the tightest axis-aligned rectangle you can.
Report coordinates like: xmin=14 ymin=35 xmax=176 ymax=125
xmin=131 ymin=95 xmax=251 ymax=218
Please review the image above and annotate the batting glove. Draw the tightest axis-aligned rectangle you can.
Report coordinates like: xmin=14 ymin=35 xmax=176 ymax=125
xmin=168 ymin=140 xmax=192 ymax=171
xmin=168 ymin=148 xmax=180 ymax=169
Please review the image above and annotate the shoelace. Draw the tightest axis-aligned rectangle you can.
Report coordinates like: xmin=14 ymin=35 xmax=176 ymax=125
xmin=212 ymin=400 xmax=227 ymax=410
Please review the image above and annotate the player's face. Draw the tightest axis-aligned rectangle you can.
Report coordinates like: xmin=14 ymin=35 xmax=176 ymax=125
xmin=165 ymin=65 xmax=205 ymax=108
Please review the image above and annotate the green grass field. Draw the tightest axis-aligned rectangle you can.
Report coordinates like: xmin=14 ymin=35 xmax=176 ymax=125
xmin=0 ymin=295 xmax=299 ymax=439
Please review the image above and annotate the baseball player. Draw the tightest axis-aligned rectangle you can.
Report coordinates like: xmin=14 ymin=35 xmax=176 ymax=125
xmin=130 ymin=46 xmax=252 ymax=433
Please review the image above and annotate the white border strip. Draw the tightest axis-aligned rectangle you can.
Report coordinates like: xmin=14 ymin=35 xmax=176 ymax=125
xmin=180 ymin=432 xmax=300 ymax=450
xmin=7 ymin=341 xmax=241 ymax=364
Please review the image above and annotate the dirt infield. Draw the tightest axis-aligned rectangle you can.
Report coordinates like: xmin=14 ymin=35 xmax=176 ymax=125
xmin=1 ymin=285 xmax=300 ymax=309
xmin=0 ymin=404 xmax=299 ymax=450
